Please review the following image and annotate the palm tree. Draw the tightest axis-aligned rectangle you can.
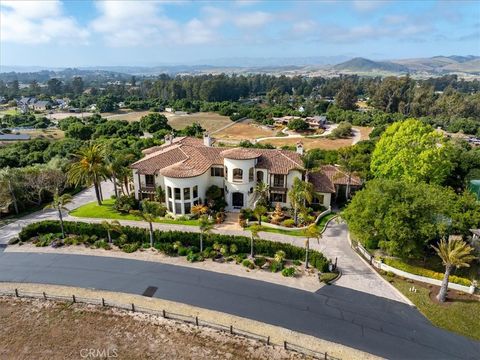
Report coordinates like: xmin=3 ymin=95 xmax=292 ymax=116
xmin=249 ymin=224 xmax=262 ymax=258
xmin=288 ymin=177 xmax=315 ymax=226
xmin=45 ymin=192 xmax=72 ymax=238
xmin=432 ymin=237 xmax=476 ymax=303
xmin=253 ymin=205 xmax=267 ymax=226
xmin=302 ymin=153 xmax=318 ymax=183
xmin=101 ymin=220 xmax=122 ymax=244
xmin=129 ymin=208 xmax=156 ymax=247
xmin=105 ymin=152 xmax=136 ymax=198
xmin=68 ymin=144 xmax=107 ymax=205
xmin=199 ymin=215 xmax=213 ymax=252
xmin=250 ymin=181 xmax=270 ymax=207
xmin=302 ymin=224 xmax=322 ymax=269
xmin=336 ymin=146 xmax=367 ymax=200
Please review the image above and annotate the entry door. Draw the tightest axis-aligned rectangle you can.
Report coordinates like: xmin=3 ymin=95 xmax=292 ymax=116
xmin=232 ymin=192 xmax=244 ymax=208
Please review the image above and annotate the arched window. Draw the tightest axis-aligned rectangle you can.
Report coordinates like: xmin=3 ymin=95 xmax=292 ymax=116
xmin=233 ymin=168 xmax=243 ymax=182
xmin=256 ymin=171 xmax=264 ymax=183
xmin=224 ymin=166 xmax=228 ymax=179
xmin=249 ymin=167 xmax=254 ymax=182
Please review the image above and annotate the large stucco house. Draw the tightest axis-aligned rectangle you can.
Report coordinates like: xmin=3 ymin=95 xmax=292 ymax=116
xmin=130 ymin=134 xmax=360 ymax=215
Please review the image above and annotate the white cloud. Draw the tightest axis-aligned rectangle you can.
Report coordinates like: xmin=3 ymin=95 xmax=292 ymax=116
xmin=352 ymin=0 xmax=388 ymax=12
xmin=0 ymin=0 xmax=88 ymax=44
xmin=234 ymin=11 xmax=272 ymax=28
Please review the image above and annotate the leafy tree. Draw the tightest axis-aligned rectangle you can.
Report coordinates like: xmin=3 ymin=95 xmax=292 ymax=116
xmin=335 ymin=81 xmax=357 ymax=110
xmin=68 ymin=144 xmax=107 ymax=205
xmin=370 ymin=119 xmax=454 ymax=184
xmin=328 ymin=121 xmax=353 ymax=139
xmin=336 ymin=146 xmax=369 ymax=199
xmin=139 ymin=113 xmax=171 ymax=133
xmin=287 ymin=118 xmax=309 ymax=131
xmin=66 ymin=123 xmax=94 ymax=140
xmin=343 ymin=179 xmax=458 ymax=258
xmin=432 ymin=237 xmax=476 ymax=302
xmin=45 ymin=192 xmax=72 ymax=238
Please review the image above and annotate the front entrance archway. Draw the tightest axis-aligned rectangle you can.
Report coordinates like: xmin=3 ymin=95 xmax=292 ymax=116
xmin=232 ymin=192 xmax=244 ymax=208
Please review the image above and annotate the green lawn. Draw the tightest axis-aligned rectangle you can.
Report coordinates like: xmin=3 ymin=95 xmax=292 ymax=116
xmin=385 ymin=275 xmax=480 ymax=340
xmin=70 ymin=199 xmax=199 ymax=226
xmin=246 ymin=213 xmax=337 ymax=237
xmin=0 ymin=109 xmax=19 ymax=117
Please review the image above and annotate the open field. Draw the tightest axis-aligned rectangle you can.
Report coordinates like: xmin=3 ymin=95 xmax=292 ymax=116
xmin=258 ymin=126 xmax=372 ymax=150
xmin=0 ymin=297 xmax=303 ymax=360
xmin=165 ymin=112 xmax=233 ymax=132
xmin=0 ymin=108 xmax=19 ymax=117
xmin=214 ymin=121 xmax=276 ymax=141
xmin=384 ymin=275 xmax=480 ymax=340
xmin=19 ymin=128 xmax=65 ymax=140
xmin=48 ymin=112 xmax=94 ymax=120
xmin=103 ymin=110 xmax=151 ymax=121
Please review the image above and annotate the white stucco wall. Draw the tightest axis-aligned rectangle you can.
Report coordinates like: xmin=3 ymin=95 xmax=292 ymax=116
xmin=164 ymin=172 xmax=209 ymax=215
xmin=223 ymin=158 xmax=257 ymax=210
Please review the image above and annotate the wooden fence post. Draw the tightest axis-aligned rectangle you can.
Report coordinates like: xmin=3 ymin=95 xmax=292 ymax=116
xmin=102 ymin=298 xmax=105 ymax=307
xmin=131 ymin=303 xmax=135 ymax=312
xmin=267 ymin=336 xmax=270 ymax=345
xmin=162 ymin=309 xmax=166 ymax=318
xmin=283 ymin=341 xmax=287 ymax=350
xmin=72 ymin=295 xmax=76 ymax=303
xmin=15 ymin=288 xmax=18 ymax=297
xmin=195 ymin=316 xmax=199 ymax=326
xmin=43 ymin=292 xmax=47 ymax=300
xmin=230 ymin=325 xmax=233 ymax=334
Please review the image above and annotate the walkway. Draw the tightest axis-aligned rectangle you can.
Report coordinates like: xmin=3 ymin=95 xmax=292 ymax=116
xmin=0 ymin=252 xmax=477 ymax=359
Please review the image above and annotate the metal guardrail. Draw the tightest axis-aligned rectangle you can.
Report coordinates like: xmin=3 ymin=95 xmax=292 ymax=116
xmin=0 ymin=288 xmax=340 ymax=360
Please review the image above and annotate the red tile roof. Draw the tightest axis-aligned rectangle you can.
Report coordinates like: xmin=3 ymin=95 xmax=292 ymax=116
xmin=309 ymin=165 xmax=362 ymax=193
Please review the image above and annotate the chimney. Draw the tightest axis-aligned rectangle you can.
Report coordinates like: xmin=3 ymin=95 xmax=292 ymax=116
xmin=203 ymin=132 xmax=212 ymax=147
xmin=296 ymin=141 xmax=304 ymax=155
xmin=164 ymin=134 xmax=173 ymax=145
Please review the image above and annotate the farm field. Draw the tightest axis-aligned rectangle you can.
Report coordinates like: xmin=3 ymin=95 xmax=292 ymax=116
xmin=103 ymin=110 xmax=151 ymax=121
xmin=214 ymin=120 xmax=276 ymax=141
xmin=49 ymin=112 xmax=94 ymax=120
xmin=19 ymin=128 xmax=65 ymax=140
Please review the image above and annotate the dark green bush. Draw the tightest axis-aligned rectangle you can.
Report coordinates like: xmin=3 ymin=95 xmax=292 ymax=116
xmin=114 ymin=195 xmax=139 ymax=213
xmin=270 ymin=261 xmax=283 ymax=273
xmin=281 ymin=267 xmax=295 ymax=277
xmin=186 ymin=252 xmax=204 ymax=262
xmin=254 ymin=256 xmax=267 ymax=267
xmin=18 ymin=221 xmax=329 ymax=269
xmin=242 ymin=259 xmax=255 ymax=269
xmin=122 ymin=242 xmax=140 ymax=253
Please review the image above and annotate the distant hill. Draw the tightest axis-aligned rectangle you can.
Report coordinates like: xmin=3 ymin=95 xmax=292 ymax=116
xmin=333 ymin=57 xmax=409 ymax=73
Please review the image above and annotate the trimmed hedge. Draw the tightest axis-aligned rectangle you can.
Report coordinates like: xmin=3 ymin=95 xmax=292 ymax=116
xmin=18 ymin=220 xmax=330 ymax=272
xmin=384 ymin=258 xmax=472 ymax=287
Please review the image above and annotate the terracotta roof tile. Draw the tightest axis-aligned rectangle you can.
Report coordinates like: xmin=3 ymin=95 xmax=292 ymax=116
xmin=309 ymin=165 xmax=362 ymax=193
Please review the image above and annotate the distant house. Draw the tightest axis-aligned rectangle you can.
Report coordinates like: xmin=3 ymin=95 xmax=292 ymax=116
xmin=0 ymin=96 xmax=7 ymax=104
xmin=165 ymin=107 xmax=174 ymax=113
xmin=88 ymin=104 xmax=97 ymax=111
xmin=31 ymin=100 xmax=51 ymax=111
xmin=305 ymin=115 xmax=327 ymax=129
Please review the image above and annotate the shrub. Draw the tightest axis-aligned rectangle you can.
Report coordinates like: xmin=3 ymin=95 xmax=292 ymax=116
xmin=293 ymin=259 xmax=302 ymax=266
xmin=141 ymin=201 xmax=166 ymax=217
xmin=115 ymin=195 xmax=139 ymax=213
xmin=274 ymin=250 xmax=286 ymax=263
xmin=122 ymin=242 xmax=140 ymax=253
xmin=282 ymin=267 xmax=296 ymax=277
xmin=187 ymin=252 xmax=204 ymax=262
xmin=230 ymin=244 xmax=238 ymax=254
xmin=19 ymin=221 xmax=329 ymax=268
xmin=177 ymin=246 xmax=189 ymax=256
xmin=281 ymin=219 xmax=295 ymax=228
xmin=254 ymin=256 xmax=267 ymax=268
xmin=270 ymin=261 xmax=283 ymax=273
xmin=234 ymin=253 xmax=247 ymax=264
xmin=384 ymin=258 xmax=472 ymax=286
xmin=93 ymin=240 xmax=111 ymax=250
xmin=220 ymin=244 xmax=229 ymax=256
xmin=155 ymin=242 xmax=176 ymax=255
xmin=319 ymin=272 xmax=338 ymax=283
xmin=242 ymin=259 xmax=255 ymax=269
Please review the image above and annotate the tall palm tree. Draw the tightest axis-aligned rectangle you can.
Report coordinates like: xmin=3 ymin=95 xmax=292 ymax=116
xmin=101 ymin=220 xmax=122 ymax=244
xmin=336 ymin=146 xmax=367 ymax=200
xmin=288 ymin=177 xmax=315 ymax=226
xmin=199 ymin=215 xmax=213 ymax=252
xmin=129 ymin=209 xmax=156 ymax=247
xmin=302 ymin=224 xmax=322 ymax=269
xmin=249 ymin=224 xmax=262 ymax=258
xmin=302 ymin=153 xmax=318 ymax=183
xmin=68 ymin=143 xmax=107 ymax=205
xmin=45 ymin=192 xmax=72 ymax=238
xmin=432 ymin=237 xmax=476 ymax=303
xmin=253 ymin=205 xmax=267 ymax=226
xmin=105 ymin=152 xmax=135 ymax=198
xmin=250 ymin=181 xmax=270 ymax=207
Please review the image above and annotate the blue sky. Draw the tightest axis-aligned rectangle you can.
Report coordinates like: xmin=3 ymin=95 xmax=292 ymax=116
xmin=1 ymin=0 xmax=479 ymax=67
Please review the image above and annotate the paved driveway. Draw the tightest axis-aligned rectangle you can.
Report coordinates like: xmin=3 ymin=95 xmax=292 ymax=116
xmin=0 ymin=252 xmax=478 ymax=360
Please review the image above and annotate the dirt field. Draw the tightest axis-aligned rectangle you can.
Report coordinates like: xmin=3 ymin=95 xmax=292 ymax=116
xmin=214 ymin=121 xmax=276 ymax=141
xmin=103 ymin=110 xmax=151 ymax=122
xmin=258 ymin=126 xmax=373 ymax=150
xmin=0 ymin=297 xmax=305 ymax=360
xmin=49 ymin=112 xmax=94 ymax=120
xmin=19 ymin=128 xmax=65 ymax=140
xmin=165 ymin=112 xmax=233 ymax=132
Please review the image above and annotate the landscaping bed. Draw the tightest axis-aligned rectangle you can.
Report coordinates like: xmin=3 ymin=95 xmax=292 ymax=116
xmin=14 ymin=220 xmax=331 ymax=274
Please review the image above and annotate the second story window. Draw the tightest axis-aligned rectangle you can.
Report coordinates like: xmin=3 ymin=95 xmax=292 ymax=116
xmin=193 ymin=185 xmax=198 ymax=198
xmin=174 ymin=188 xmax=181 ymax=200
xmin=233 ymin=168 xmax=243 ymax=182
xmin=167 ymin=186 xmax=172 ymax=199
xmin=249 ymin=168 xmax=254 ymax=182
xmin=211 ymin=167 xmax=224 ymax=177
xmin=273 ymin=174 xmax=285 ymax=187
xmin=145 ymin=174 xmax=155 ymax=186
xmin=256 ymin=171 xmax=264 ymax=183
xmin=184 ymin=188 xmax=190 ymax=200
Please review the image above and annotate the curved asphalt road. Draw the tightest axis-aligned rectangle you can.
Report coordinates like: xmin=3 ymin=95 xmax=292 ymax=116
xmin=0 ymin=252 xmax=478 ymax=359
